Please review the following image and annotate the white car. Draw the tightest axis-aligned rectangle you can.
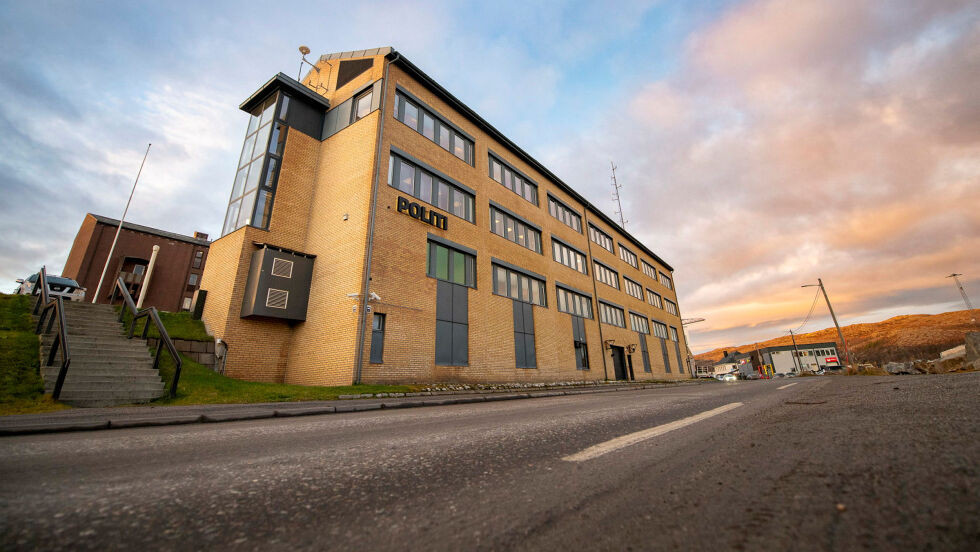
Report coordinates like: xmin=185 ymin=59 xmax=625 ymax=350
xmin=16 ymin=273 xmax=86 ymax=302
xmin=714 ymin=373 xmax=737 ymax=382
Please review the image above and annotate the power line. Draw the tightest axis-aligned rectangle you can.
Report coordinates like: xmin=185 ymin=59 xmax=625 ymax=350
xmin=792 ymin=287 xmax=821 ymax=334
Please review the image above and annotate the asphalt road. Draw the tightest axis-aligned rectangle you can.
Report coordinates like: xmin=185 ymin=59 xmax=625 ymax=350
xmin=2 ymin=373 xmax=978 ymax=551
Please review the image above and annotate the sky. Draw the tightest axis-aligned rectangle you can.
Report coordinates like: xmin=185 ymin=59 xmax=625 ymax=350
xmin=1 ymin=0 xmax=977 ymax=353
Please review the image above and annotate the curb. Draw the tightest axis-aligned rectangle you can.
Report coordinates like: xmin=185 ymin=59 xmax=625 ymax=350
xmin=0 ymin=381 xmax=707 ymax=437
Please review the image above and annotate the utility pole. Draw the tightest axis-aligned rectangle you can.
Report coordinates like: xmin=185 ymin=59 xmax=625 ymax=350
xmin=92 ymin=143 xmax=151 ymax=304
xmin=802 ymin=278 xmax=853 ymax=370
xmin=610 ymin=162 xmax=627 ymax=229
xmin=788 ymin=330 xmax=803 ymax=373
xmin=946 ymin=273 xmax=977 ymax=324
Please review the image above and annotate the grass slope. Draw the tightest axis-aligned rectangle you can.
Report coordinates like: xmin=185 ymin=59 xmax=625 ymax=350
xmin=0 ymin=294 xmax=70 ymax=415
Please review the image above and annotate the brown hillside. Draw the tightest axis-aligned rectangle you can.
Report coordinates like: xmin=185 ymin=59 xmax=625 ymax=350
xmin=695 ymin=310 xmax=978 ymax=365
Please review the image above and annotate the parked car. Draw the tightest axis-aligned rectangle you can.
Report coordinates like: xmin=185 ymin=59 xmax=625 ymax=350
xmin=719 ymin=373 xmax=738 ymax=382
xmin=15 ymin=273 xmax=86 ymax=302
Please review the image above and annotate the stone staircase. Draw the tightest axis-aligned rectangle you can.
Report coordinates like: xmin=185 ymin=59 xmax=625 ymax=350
xmin=39 ymin=301 xmax=166 ymax=407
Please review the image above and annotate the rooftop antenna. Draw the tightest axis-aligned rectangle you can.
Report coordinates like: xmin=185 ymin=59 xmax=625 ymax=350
xmin=610 ymin=161 xmax=627 ymax=229
xmin=297 ymin=45 xmax=320 ymax=81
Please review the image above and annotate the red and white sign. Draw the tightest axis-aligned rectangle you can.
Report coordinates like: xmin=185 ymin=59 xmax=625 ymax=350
xmin=825 ymin=356 xmax=839 ymax=363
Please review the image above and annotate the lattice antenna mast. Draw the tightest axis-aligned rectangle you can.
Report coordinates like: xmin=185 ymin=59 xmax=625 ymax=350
xmin=610 ymin=161 xmax=627 ymax=229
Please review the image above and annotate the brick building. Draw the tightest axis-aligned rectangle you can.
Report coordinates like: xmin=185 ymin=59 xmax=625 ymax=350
xmin=200 ymin=47 xmax=690 ymax=386
xmin=63 ymin=213 xmax=210 ymax=312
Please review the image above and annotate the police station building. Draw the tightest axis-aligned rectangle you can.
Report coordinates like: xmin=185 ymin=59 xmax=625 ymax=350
xmin=200 ymin=47 xmax=690 ymax=386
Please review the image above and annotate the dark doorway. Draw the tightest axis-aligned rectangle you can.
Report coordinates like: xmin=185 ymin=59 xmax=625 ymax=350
xmin=626 ymin=354 xmax=635 ymax=381
xmin=611 ymin=346 xmax=628 ymax=380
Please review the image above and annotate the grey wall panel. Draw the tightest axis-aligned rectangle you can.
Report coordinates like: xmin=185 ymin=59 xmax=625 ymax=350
xmin=452 ymin=323 xmax=468 ymax=366
xmin=241 ymin=247 xmax=315 ymax=321
xmin=512 ymin=301 xmax=524 ymax=333
xmin=660 ymin=338 xmax=671 ymax=373
xmin=452 ymin=284 xmax=467 ymax=323
xmin=435 ymin=320 xmax=453 ymax=365
xmin=370 ymin=330 xmax=384 ymax=364
xmin=436 ymin=280 xmax=453 ymax=321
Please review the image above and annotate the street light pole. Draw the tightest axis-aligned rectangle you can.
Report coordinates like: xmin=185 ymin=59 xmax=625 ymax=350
xmin=788 ymin=330 xmax=803 ymax=373
xmin=802 ymin=278 xmax=853 ymax=370
xmin=946 ymin=273 xmax=977 ymax=325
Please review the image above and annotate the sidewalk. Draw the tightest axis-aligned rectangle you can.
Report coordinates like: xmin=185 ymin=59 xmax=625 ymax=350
xmin=0 ymin=380 xmax=706 ymax=436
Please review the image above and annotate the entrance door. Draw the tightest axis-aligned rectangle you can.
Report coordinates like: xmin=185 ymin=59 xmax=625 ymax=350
xmin=611 ymin=346 xmax=627 ymax=380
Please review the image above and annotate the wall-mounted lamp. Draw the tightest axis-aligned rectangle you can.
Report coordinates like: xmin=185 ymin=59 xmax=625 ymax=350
xmin=627 ymin=344 xmax=637 ymax=354
xmin=603 ymin=339 xmax=615 ymax=350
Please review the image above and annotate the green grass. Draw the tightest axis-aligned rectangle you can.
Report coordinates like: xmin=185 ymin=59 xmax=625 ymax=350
xmin=0 ymin=294 xmax=71 ymax=415
xmin=117 ymin=308 xmax=212 ymax=342
xmin=152 ymin=353 xmax=423 ymax=405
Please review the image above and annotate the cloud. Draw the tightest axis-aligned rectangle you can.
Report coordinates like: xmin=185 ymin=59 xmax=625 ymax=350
xmin=543 ymin=0 xmax=980 ymax=352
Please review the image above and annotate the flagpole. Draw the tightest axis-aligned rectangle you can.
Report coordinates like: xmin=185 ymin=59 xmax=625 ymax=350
xmin=91 ymin=143 xmax=151 ymax=303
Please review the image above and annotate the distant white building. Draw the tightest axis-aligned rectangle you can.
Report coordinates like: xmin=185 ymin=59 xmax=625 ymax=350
xmin=761 ymin=342 xmax=840 ymax=374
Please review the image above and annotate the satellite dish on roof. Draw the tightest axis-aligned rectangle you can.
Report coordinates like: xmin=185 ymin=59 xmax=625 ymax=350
xmin=297 ymin=45 xmax=320 ymax=80
xmin=298 ymin=45 xmax=311 ymax=55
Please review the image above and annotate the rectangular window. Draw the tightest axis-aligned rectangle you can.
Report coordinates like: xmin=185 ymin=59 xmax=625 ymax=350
xmin=188 ymin=274 xmax=198 ymax=286
xmin=629 ymin=312 xmax=650 ymax=334
xmin=435 ymin=280 xmax=468 ymax=366
xmin=598 ymin=302 xmax=625 ymax=328
xmin=647 ymin=290 xmax=663 ymax=308
xmin=670 ymin=326 xmax=679 ymax=342
xmin=593 ymin=261 xmax=619 ymax=290
xmin=653 ymin=321 xmax=669 ymax=339
xmin=427 ymin=241 xmax=476 ymax=288
xmin=389 ymin=153 xmax=475 ymax=223
xmin=181 ymin=297 xmax=192 ymax=311
xmin=547 ymin=195 xmax=582 ymax=233
xmin=513 ymin=301 xmax=536 ymax=368
xmin=659 ymin=271 xmax=673 ymax=290
xmin=556 ymin=286 xmax=593 ymax=319
xmin=619 ymin=244 xmax=638 ymax=268
xmin=588 ymin=224 xmax=614 ymax=253
xmin=641 ymin=260 xmax=657 ymax=280
xmin=193 ymin=251 xmax=204 ymax=269
xmin=488 ymin=153 xmax=538 ymax=206
xmin=490 ymin=205 xmax=542 ymax=253
xmin=351 ymin=89 xmax=373 ymax=122
xmin=395 ymin=91 xmax=474 ymax=165
xmin=223 ymin=92 xmax=287 ymax=236
xmin=664 ymin=299 xmax=678 ymax=316
xmin=551 ymin=238 xmax=587 ymax=274
xmin=624 ymin=277 xmax=644 ymax=300
xmin=370 ymin=313 xmax=385 ymax=364
xmin=572 ymin=315 xmax=589 ymax=370
xmin=492 ymin=264 xmax=546 ymax=307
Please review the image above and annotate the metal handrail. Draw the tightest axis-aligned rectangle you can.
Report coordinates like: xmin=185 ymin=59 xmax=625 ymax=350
xmin=110 ymin=276 xmax=183 ymax=398
xmin=32 ymin=266 xmax=73 ymax=399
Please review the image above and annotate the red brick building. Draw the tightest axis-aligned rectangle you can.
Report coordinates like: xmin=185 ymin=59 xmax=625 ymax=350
xmin=62 ymin=213 xmax=210 ymax=312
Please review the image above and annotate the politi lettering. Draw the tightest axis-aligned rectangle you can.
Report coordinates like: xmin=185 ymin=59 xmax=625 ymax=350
xmin=396 ymin=196 xmax=448 ymax=230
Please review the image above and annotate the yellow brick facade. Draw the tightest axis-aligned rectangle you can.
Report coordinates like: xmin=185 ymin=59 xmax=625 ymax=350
xmin=202 ymin=49 xmax=691 ymax=386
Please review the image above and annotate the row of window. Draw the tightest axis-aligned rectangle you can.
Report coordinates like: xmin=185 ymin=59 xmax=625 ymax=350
xmin=551 ymin=238 xmax=587 ymax=275
xmin=492 ymin=264 xmax=547 ymax=307
xmin=393 ymin=88 xmax=675 ymax=298
xmin=394 ymin=92 xmax=474 ymax=164
xmin=548 ymin=196 xmax=582 ymax=233
xmin=389 ymin=154 xmax=476 ymax=223
xmin=490 ymin=206 xmax=542 ymax=254
xmin=489 ymin=154 xmax=538 ymax=206
xmin=427 ymin=240 xmax=675 ymax=331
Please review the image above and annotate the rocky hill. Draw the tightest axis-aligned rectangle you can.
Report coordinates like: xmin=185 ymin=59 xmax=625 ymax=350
xmin=694 ymin=310 xmax=978 ymax=365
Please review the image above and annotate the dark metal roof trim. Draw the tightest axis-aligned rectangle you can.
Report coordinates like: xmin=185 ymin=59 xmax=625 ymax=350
xmin=252 ymin=242 xmax=317 ymax=259
xmin=387 ymin=51 xmax=674 ymax=272
xmin=90 ymin=214 xmax=210 ymax=246
xmin=240 ymin=73 xmax=330 ymax=113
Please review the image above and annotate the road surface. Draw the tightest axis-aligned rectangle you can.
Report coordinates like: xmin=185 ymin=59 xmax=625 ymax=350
xmin=2 ymin=373 xmax=978 ymax=550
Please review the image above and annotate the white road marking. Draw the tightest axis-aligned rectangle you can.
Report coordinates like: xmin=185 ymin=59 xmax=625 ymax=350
xmin=777 ymin=383 xmax=798 ymax=390
xmin=561 ymin=402 xmax=743 ymax=462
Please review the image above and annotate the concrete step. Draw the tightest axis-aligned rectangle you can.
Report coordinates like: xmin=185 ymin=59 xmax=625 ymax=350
xmin=43 ymin=366 xmax=161 ymax=378
xmin=53 ymin=343 xmax=153 ymax=355
xmin=42 ymin=371 xmax=164 ymax=383
xmin=61 ymin=397 xmax=159 ymax=408
xmin=46 ymin=380 xmax=165 ymax=393
xmin=49 ymin=359 xmax=157 ymax=371
xmin=56 ymin=388 xmax=166 ymax=400
xmin=42 ymin=335 xmax=148 ymax=347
